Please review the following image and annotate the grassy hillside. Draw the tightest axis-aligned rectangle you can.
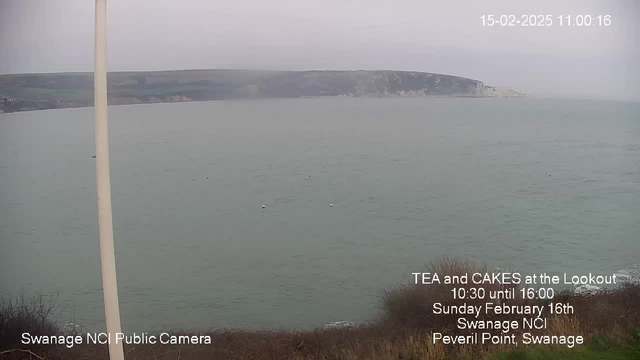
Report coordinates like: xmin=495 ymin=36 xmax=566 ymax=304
xmin=0 ymin=69 xmax=497 ymax=113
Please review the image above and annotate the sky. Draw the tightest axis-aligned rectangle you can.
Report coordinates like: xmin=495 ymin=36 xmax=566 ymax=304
xmin=0 ymin=0 xmax=639 ymax=99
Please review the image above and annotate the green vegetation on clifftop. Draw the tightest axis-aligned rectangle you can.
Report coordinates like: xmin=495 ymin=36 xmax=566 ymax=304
xmin=0 ymin=69 xmax=523 ymax=113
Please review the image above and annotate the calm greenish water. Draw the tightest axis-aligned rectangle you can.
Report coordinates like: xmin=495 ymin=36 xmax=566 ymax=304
xmin=1 ymin=97 xmax=639 ymax=332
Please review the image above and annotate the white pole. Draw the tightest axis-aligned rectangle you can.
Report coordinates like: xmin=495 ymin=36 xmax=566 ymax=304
xmin=94 ymin=0 xmax=125 ymax=359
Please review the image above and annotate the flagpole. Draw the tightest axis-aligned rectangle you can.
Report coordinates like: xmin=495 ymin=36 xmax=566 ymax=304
xmin=94 ymin=0 xmax=125 ymax=359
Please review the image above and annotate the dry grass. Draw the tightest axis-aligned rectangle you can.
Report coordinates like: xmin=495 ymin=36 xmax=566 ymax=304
xmin=381 ymin=258 xmax=521 ymax=331
xmin=1 ymin=259 xmax=639 ymax=360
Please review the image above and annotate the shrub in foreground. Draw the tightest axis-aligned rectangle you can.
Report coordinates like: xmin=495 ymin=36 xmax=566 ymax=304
xmin=381 ymin=257 xmax=522 ymax=331
xmin=1 ymin=260 xmax=639 ymax=359
xmin=0 ymin=293 xmax=60 ymax=350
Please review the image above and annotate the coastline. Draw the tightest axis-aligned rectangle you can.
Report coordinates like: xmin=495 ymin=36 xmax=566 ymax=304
xmin=0 ymin=93 xmax=527 ymax=115
xmin=0 ymin=69 xmax=525 ymax=114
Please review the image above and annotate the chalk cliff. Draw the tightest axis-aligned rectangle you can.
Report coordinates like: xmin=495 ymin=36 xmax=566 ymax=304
xmin=0 ymin=70 xmax=523 ymax=113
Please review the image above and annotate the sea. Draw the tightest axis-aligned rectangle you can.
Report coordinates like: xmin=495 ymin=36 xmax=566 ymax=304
xmin=1 ymin=97 xmax=639 ymax=332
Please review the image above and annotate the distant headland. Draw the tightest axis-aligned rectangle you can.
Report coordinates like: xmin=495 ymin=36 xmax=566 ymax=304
xmin=0 ymin=69 xmax=524 ymax=113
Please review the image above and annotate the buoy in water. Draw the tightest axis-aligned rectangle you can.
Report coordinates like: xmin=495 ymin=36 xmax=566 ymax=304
xmin=262 ymin=204 xmax=266 ymax=209
xmin=329 ymin=203 xmax=334 ymax=207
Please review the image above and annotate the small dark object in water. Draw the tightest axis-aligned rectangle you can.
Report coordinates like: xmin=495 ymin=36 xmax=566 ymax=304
xmin=91 ymin=155 xmax=96 ymax=159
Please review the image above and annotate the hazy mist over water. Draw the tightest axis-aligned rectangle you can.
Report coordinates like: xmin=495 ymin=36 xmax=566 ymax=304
xmin=1 ymin=0 xmax=639 ymax=99
xmin=1 ymin=97 xmax=639 ymax=331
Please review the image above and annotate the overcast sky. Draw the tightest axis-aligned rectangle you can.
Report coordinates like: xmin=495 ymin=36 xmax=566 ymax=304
xmin=1 ymin=0 xmax=639 ymax=99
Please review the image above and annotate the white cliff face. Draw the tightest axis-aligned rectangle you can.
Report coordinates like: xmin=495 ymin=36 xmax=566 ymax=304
xmin=482 ymin=86 xmax=524 ymax=97
xmin=476 ymin=82 xmax=485 ymax=96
